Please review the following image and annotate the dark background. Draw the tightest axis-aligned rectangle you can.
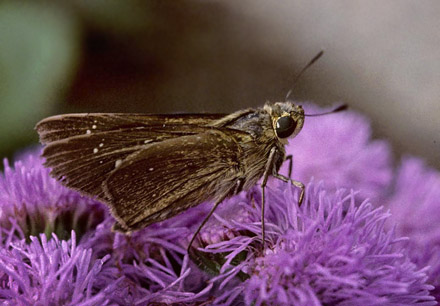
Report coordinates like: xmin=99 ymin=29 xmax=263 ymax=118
xmin=1 ymin=1 xmax=439 ymax=168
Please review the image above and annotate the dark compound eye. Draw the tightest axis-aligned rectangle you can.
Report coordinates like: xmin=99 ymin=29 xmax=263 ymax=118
xmin=275 ymin=116 xmax=297 ymax=138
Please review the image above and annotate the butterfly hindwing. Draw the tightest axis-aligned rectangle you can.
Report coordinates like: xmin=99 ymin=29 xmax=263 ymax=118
xmin=103 ymin=130 xmax=243 ymax=230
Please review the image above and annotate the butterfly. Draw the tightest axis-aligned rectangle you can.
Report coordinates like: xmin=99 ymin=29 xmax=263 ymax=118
xmin=36 ymin=102 xmax=346 ymax=251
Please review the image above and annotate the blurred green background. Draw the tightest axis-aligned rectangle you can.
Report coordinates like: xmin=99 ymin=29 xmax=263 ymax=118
xmin=1 ymin=1 xmax=439 ymax=168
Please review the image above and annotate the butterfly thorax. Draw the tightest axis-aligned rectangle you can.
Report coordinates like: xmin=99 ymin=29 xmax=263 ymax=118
xmin=218 ymin=108 xmax=286 ymax=191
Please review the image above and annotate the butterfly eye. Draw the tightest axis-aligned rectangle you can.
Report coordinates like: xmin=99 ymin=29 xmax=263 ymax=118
xmin=275 ymin=116 xmax=297 ymax=138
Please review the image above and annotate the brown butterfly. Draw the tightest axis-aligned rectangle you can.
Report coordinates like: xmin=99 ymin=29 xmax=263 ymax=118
xmin=36 ymin=102 xmax=346 ymax=251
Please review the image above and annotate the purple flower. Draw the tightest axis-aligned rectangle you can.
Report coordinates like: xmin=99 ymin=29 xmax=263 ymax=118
xmin=0 ymin=230 xmax=121 ymax=305
xmin=80 ymin=216 xmax=212 ymax=305
xmin=201 ymin=182 xmax=436 ymax=305
xmin=387 ymin=157 xmax=440 ymax=299
xmin=284 ymin=104 xmax=392 ymax=200
xmin=0 ymin=152 xmax=106 ymax=241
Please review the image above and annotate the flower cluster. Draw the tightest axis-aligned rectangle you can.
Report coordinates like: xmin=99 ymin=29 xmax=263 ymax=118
xmin=201 ymin=182 xmax=435 ymax=305
xmin=0 ymin=230 xmax=121 ymax=305
xmin=0 ymin=105 xmax=439 ymax=305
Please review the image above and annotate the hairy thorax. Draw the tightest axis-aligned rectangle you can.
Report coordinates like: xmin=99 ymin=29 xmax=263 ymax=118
xmin=226 ymin=109 xmax=286 ymax=190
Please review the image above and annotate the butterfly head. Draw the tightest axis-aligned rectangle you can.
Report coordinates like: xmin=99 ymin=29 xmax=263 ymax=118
xmin=264 ymin=102 xmax=305 ymax=142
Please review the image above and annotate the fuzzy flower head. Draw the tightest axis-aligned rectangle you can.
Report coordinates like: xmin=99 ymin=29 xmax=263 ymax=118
xmin=0 ymin=230 xmax=121 ymax=305
xmin=80 ymin=216 xmax=212 ymax=305
xmin=201 ymin=182 xmax=435 ymax=305
xmin=387 ymin=157 xmax=440 ymax=298
xmin=0 ymin=152 xmax=106 ymax=241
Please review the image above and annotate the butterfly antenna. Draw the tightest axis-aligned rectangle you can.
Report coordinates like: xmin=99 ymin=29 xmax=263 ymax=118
xmin=285 ymin=50 xmax=324 ymax=101
xmin=304 ymin=104 xmax=348 ymax=117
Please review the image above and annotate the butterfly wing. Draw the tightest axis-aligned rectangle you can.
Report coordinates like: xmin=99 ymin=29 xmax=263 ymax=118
xmin=36 ymin=113 xmax=225 ymax=200
xmin=37 ymin=113 xmax=226 ymax=143
xmin=103 ymin=130 xmax=243 ymax=230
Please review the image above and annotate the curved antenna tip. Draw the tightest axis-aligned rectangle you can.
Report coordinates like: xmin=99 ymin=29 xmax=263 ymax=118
xmin=305 ymin=104 xmax=348 ymax=117
xmin=333 ymin=104 xmax=348 ymax=112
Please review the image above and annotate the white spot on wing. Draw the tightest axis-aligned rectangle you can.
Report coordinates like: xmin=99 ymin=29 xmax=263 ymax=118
xmin=149 ymin=167 xmax=154 ymax=171
xmin=99 ymin=143 xmax=104 ymax=147
xmin=93 ymin=148 xmax=98 ymax=153
xmin=86 ymin=130 xmax=91 ymax=134
xmin=115 ymin=159 xmax=122 ymax=168
xmin=92 ymin=125 xmax=97 ymax=129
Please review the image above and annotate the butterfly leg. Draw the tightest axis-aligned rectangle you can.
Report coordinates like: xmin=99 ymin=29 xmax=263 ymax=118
xmin=187 ymin=178 xmax=244 ymax=253
xmin=285 ymin=154 xmax=293 ymax=178
xmin=260 ymin=147 xmax=278 ymax=250
xmin=274 ymin=173 xmax=305 ymax=206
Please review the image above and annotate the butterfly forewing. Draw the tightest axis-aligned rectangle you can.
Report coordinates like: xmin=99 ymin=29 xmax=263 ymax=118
xmin=36 ymin=113 xmax=226 ymax=200
xmin=37 ymin=113 xmax=225 ymax=143
xmin=103 ymin=130 xmax=242 ymax=230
